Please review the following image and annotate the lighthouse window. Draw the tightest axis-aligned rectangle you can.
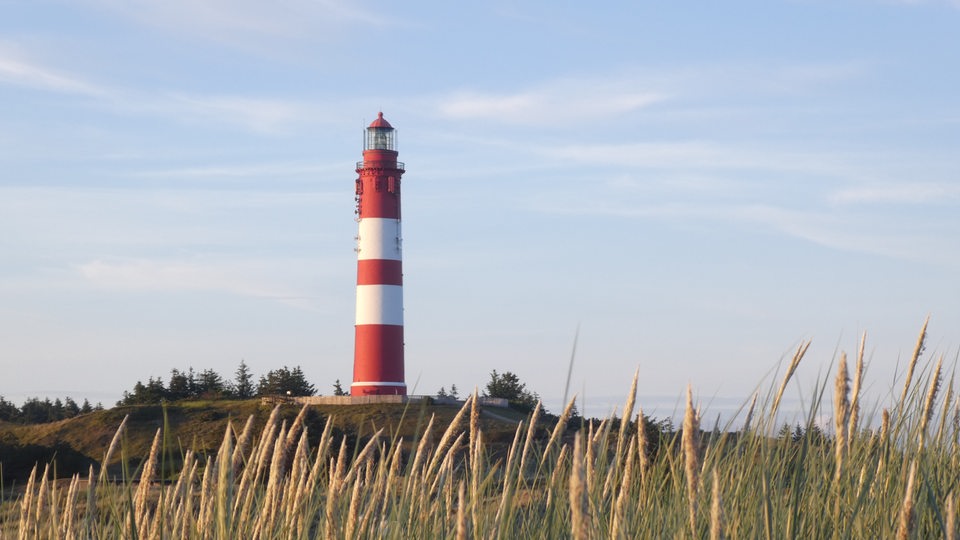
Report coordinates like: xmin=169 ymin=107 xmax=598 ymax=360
xmin=365 ymin=128 xmax=395 ymax=151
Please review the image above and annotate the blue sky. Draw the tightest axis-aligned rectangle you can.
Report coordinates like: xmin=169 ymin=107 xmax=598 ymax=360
xmin=1 ymin=0 xmax=958 ymax=420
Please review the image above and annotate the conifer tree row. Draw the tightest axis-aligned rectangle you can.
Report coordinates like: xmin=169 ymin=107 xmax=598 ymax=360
xmin=117 ymin=361 xmax=316 ymax=405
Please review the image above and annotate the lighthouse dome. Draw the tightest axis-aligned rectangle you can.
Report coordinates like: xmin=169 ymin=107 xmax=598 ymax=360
xmin=368 ymin=111 xmax=393 ymax=129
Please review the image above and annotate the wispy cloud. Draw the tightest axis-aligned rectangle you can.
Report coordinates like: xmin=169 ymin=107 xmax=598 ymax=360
xmin=830 ymin=183 xmax=960 ymax=205
xmin=0 ymin=42 xmax=320 ymax=135
xmin=131 ymin=161 xmax=344 ymax=180
xmin=880 ymin=0 xmax=960 ymax=7
xmin=435 ymin=59 xmax=870 ymax=128
xmin=537 ymin=140 xmax=860 ymax=179
xmin=731 ymin=204 xmax=929 ymax=260
xmin=0 ymin=186 xmax=344 ymax=259
xmin=156 ymin=94 xmax=309 ymax=135
xmin=528 ymin=192 xmax=960 ymax=266
xmin=0 ymin=42 xmax=319 ymax=135
xmin=0 ymin=44 xmax=107 ymax=97
xmin=437 ymin=78 xmax=665 ymax=125
xmin=764 ymin=62 xmax=874 ymax=93
xmin=75 ymin=258 xmax=321 ymax=309
xmin=81 ymin=0 xmax=397 ymax=50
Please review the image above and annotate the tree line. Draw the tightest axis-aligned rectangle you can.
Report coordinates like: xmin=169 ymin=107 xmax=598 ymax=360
xmin=117 ymin=361 xmax=316 ymax=405
xmin=120 ymin=366 xmax=543 ymax=410
xmin=2 ymin=364 xmax=551 ymax=424
xmin=0 ymin=396 xmax=103 ymax=424
xmin=2 ymin=366 xmax=678 ymax=451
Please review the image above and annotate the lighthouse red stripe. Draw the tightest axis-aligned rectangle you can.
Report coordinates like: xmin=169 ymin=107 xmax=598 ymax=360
xmin=357 ymin=259 xmax=403 ymax=285
xmin=357 ymin=185 xmax=400 ymax=219
xmin=352 ymin=325 xmax=405 ymax=395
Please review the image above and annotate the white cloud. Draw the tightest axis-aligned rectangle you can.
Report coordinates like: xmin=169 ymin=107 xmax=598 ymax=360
xmin=0 ymin=45 xmax=107 ymax=97
xmin=830 ymin=183 xmax=960 ymax=205
xmin=546 ymin=141 xmax=731 ymax=168
xmin=0 ymin=185 xmax=336 ymax=214
xmin=132 ymin=161 xmax=344 ymax=180
xmin=80 ymin=0 xmax=396 ymax=49
xmin=732 ymin=204 xmax=958 ymax=264
xmin=537 ymin=140 xmax=858 ymax=179
xmin=732 ymin=204 xmax=909 ymax=257
xmin=437 ymin=78 xmax=665 ymax=125
xmin=160 ymin=94 xmax=308 ymax=135
xmin=75 ymin=258 xmax=320 ymax=309
xmin=435 ymin=59 xmax=872 ymax=128
xmin=0 ymin=186 xmax=346 ymax=261
xmin=765 ymin=62 xmax=873 ymax=93
xmin=92 ymin=90 xmax=327 ymax=136
xmin=881 ymin=0 xmax=960 ymax=6
xmin=0 ymin=40 xmax=319 ymax=134
xmin=526 ymin=190 xmax=960 ymax=266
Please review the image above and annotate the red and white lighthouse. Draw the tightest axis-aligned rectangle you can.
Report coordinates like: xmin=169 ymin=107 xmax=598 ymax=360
xmin=351 ymin=112 xmax=406 ymax=396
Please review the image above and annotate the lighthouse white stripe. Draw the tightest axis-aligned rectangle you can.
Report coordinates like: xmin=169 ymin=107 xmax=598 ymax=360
xmin=357 ymin=218 xmax=402 ymax=261
xmin=355 ymin=284 xmax=404 ymax=325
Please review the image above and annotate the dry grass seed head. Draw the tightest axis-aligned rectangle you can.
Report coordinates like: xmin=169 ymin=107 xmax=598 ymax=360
xmin=848 ymin=333 xmax=866 ymax=439
xmin=134 ymin=428 xmax=162 ymax=525
xmin=611 ymin=434 xmax=635 ymax=539
xmin=519 ymin=401 xmax=542 ymax=474
xmin=896 ymin=460 xmax=918 ymax=540
xmin=710 ymin=469 xmax=724 ymax=540
xmin=425 ymin=396 xmax=472 ymax=480
xmin=100 ymin=414 xmax=129 ymax=481
xmin=344 ymin=471 xmax=364 ymax=540
xmin=899 ymin=317 xmax=929 ymax=411
xmin=456 ymin=480 xmax=468 ymax=540
xmin=34 ymin=463 xmax=50 ymax=532
xmin=409 ymin=414 xmax=435 ymax=481
xmin=946 ymin=491 xmax=956 ymax=540
xmin=546 ymin=397 xmax=577 ymax=455
xmin=834 ymin=353 xmax=850 ymax=481
xmin=683 ymin=385 xmax=701 ymax=535
xmin=469 ymin=388 xmax=479 ymax=454
xmin=619 ymin=368 xmax=639 ymax=445
xmin=743 ymin=392 xmax=758 ymax=435
xmin=772 ymin=341 xmax=810 ymax=417
xmin=569 ymin=432 xmax=589 ymax=540
xmin=919 ymin=355 xmax=943 ymax=447
xmin=342 ymin=428 xmax=385 ymax=487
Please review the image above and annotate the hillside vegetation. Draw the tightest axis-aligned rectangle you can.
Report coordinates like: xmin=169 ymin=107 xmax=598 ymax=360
xmin=0 ymin=399 xmax=527 ymax=485
xmin=3 ymin=322 xmax=957 ymax=538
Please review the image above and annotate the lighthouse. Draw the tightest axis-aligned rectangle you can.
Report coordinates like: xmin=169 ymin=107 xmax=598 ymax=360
xmin=352 ymin=112 xmax=406 ymax=396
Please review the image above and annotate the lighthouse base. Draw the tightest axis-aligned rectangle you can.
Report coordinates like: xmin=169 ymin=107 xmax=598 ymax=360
xmin=352 ymin=324 xmax=405 ymax=396
xmin=350 ymin=381 xmax=407 ymax=396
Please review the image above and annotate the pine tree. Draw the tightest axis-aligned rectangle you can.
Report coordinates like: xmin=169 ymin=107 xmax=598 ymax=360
xmin=196 ymin=369 xmax=225 ymax=397
xmin=234 ymin=360 xmax=255 ymax=399
xmin=485 ymin=370 xmax=539 ymax=412
xmin=257 ymin=366 xmax=316 ymax=397
xmin=169 ymin=369 xmax=190 ymax=400
xmin=64 ymin=397 xmax=80 ymax=417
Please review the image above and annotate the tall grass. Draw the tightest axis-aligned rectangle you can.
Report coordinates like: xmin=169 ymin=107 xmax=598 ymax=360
xmin=6 ymin=324 xmax=960 ymax=538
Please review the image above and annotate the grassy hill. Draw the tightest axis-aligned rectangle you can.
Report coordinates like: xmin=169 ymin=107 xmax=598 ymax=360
xmin=0 ymin=399 xmax=529 ymax=486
